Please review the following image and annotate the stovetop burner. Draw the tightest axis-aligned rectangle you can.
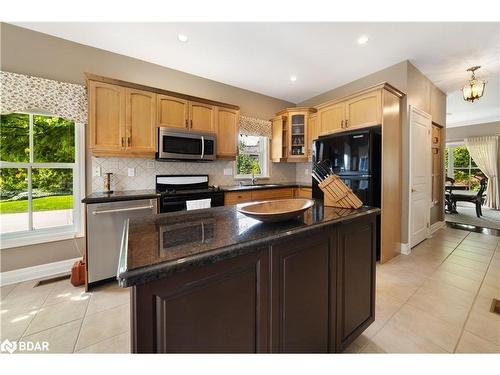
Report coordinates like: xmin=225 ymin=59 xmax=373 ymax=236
xmin=160 ymin=186 xmax=222 ymax=196
xmin=155 ymin=175 xmax=225 ymax=213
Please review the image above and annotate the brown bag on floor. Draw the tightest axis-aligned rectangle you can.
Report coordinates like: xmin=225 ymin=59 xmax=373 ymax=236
xmin=71 ymin=259 xmax=86 ymax=287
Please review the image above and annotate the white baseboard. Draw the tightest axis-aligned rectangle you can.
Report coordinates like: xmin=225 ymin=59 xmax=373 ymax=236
xmin=0 ymin=257 xmax=81 ymax=286
xmin=430 ymin=221 xmax=446 ymax=234
xmin=400 ymin=243 xmax=411 ymax=255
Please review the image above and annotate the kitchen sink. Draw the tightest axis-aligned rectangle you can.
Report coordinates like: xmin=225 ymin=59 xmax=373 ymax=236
xmin=239 ymin=183 xmax=282 ymax=188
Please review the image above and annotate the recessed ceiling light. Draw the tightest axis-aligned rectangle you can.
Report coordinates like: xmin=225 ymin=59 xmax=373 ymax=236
xmin=357 ymin=36 xmax=369 ymax=45
xmin=177 ymin=34 xmax=189 ymax=43
xmin=290 ymin=76 xmax=297 ymax=82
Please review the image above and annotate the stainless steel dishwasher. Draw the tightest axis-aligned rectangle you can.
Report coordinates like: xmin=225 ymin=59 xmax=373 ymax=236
xmin=86 ymin=198 xmax=157 ymax=285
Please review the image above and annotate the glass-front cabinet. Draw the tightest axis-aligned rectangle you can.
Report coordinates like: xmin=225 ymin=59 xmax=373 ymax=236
xmin=271 ymin=107 xmax=316 ymax=162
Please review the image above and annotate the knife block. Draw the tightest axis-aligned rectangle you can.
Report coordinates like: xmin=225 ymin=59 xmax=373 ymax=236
xmin=318 ymin=175 xmax=363 ymax=209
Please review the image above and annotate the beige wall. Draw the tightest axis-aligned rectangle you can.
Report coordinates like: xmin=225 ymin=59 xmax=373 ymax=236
xmin=0 ymin=23 xmax=294 ymax=273
xmin=1 ymin=23 xmax=293 ymax=119
xmin=446 ymin=121 xmax=500 ymax=142
xmin=1 ymin=238 xmax=84 ymax=272
xmin=406 ymin=63 xmax=447 ymax=227
xmin=298 ymin=61 xmax=408 ymax=107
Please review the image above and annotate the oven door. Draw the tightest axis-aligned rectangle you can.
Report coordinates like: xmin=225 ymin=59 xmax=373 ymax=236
xmin=160 ymin=192 xmax=224 ymax=213
xmin=158 ymin=128 xmax=216 ymax=161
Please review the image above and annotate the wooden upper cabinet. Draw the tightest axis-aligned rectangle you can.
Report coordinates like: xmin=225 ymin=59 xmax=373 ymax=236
xmin=88 ymin=81 xmax=126 ymax=152
xmin=216 ymin=108 xmax=239 ymax=158
xmin=288 ymin=112 xmax=307 ymax=159
xmin=157 ymin=94 xmax=189 ymax=129
xmin=189 ymin=101 xmax=215 ymax=132
xmin=126 ymin=88 xmax=156 ymax=154
xmin=318 ymin=102 xmax=345 ymax=136
xmin=307 ymin=114 xmax=317 ymax=160
xmin=271 ymin=116 xmax=285 ymax=162
xmin=87 ymin=74 xmax=240 ymax=158
xmin=344 ymin=90 xmax=382 ymax=129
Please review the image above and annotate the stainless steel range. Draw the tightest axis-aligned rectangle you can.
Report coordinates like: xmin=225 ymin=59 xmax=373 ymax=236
xmin=156 ymin=175 xmax=224 ymax=213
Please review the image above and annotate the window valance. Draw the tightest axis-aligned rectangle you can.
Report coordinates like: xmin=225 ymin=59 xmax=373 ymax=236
xmin=240 ymin=115 xmax=272 ymax=138
xmin=0 ymin=71 xmax=87 ymax=124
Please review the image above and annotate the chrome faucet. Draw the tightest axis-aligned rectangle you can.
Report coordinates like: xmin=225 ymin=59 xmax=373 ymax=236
xmin=251 ymin=170 xmax=258 ymax=185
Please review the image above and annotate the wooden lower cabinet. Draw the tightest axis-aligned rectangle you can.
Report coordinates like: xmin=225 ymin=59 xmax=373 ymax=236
xmin=130 ymin=214 xmax=377 ymax=353
xmin=334 ymin=216 xmax=376 ymax=351
xmin=294 ymin=187 xmax=312 ymax=198
xmin=271 ymin=234 xmax=330 ymax=353
xmin=132 ymin=249 xmax=269 ymax=353
xmin=224 ymin=191 xmax=252 ymax=205
xmin=224 ymin=188 xmax=294 ymax=205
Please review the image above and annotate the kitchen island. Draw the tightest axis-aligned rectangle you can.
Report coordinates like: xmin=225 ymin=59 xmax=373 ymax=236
xmin=118 ymin=202 xmax=380 ymax=353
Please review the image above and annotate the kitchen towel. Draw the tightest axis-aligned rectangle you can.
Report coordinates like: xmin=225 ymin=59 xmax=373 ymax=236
xmin=186 ymin=198 xmax=212 ymax=211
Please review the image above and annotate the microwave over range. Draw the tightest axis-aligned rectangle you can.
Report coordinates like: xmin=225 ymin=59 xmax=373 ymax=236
xmin=157 ymin=128 xmax=216 ymax=161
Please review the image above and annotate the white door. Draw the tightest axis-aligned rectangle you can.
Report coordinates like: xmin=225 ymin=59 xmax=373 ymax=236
xmin=409 ymin=106 xmax=432 ymax=248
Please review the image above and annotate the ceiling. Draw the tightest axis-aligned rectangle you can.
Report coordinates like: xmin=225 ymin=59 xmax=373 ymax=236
xmin=13 ymin=22 xmax=500 ymax=126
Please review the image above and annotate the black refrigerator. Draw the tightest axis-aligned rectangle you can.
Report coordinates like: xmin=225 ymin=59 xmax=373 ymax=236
xmin=312 ymin=126 xmax=382 ymax=258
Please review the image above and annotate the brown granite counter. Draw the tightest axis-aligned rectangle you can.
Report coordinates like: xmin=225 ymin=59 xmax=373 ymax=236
xmin=117 ymin=201 xmax=379 ymax=287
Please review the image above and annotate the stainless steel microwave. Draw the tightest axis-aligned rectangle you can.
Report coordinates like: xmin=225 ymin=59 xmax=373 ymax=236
xmin=157 ymin=128 xmax=216 ymax=161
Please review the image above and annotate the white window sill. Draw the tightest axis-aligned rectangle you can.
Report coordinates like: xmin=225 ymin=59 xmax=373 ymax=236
xmin=0 ymin=229 xmax=83 ymax=250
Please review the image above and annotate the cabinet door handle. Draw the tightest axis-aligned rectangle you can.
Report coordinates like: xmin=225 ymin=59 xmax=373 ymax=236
xmin=121 ymin=137 xmax=125 ymax=147
xmin=190 ymin=119 xmax=193 ymax=128
xmin=127 ymin=137 xmax=131 ymax=147
xmin=345 ymin=119 xmax=349 ymax=127
xmin=341 ymin=120 xmax=344 ymax=128
xmin=185 ymin=119 xmax=188 ymax=128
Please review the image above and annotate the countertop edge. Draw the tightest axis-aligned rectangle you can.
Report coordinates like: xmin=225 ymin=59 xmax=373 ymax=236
xmin=221 ymin=183 xmax=312 ymax=192
xmin=82 ymin=192 xmax=160 ymax=204
xmin=117 ymin=207 xmax=380 ymax=287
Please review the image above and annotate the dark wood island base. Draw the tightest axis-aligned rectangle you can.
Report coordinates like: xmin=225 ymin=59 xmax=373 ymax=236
xmin=118 ymin=203 xmax=379 ymax=353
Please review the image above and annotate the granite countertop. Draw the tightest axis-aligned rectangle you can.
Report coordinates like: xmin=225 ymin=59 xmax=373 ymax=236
xmin=117 ymin=202 xmax=380 ymax=287
xmin=82 ymin=182 xmax=312 ymax=204
xmin=220 ymin=181 xmax=312 ymax=192
xmin=82 ymin=189 xmax=160 ymax=204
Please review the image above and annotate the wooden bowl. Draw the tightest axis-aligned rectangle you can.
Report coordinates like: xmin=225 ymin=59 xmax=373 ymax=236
xmin=237 ymin=198 xmax=314 ymax=223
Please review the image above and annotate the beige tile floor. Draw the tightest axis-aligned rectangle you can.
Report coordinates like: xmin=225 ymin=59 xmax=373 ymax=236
xmin=1 ymin=277 xmax=130 ymax=353
xmin=1 ymin=226 xmax=499 ymax=354
xmin=345 ymin=227 xmax=500 ymax=353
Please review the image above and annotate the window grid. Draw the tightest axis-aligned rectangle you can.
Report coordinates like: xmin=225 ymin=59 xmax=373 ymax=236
xmin=0 ymin=112 xmax=80 ymax=238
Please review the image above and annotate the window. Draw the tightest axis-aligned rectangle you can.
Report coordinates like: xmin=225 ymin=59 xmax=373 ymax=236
xmin=235 ymin=135 xmax=269 ymax=178
xmin=445 ymin=144 xmax=482 ymax=191
xmin=0 ymin=113 xmax=83 ymax=245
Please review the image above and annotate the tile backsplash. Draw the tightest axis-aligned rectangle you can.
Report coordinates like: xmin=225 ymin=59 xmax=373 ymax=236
xmin=91 ymin=157 xmax=297 ymax=192
xmin=296 ymin=162 xmax=312 ymax=184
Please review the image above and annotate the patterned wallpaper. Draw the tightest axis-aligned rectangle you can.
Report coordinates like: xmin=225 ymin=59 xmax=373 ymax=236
xmin=91 ymin=157 xmax=297 ymax=192
xmin=0 ymin=71 xmax=87 ymax=124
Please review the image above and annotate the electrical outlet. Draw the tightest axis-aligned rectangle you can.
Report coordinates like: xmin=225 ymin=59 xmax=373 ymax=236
xmin=128 ymin=168 xmax=135 ymax=177
xmin=93 ymin=166 xmax=101 ymax=177
xmin=224 ymin=168 xmax=233 ymax=176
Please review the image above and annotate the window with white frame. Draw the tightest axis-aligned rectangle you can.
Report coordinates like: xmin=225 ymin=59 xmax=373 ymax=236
xmin=445 ymin=143 xmax=482 ymax=191
xmin=235 ymin=134 xmax=269 ymax=178
xmin=0 ymin=112 xmax=83 ymax=243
